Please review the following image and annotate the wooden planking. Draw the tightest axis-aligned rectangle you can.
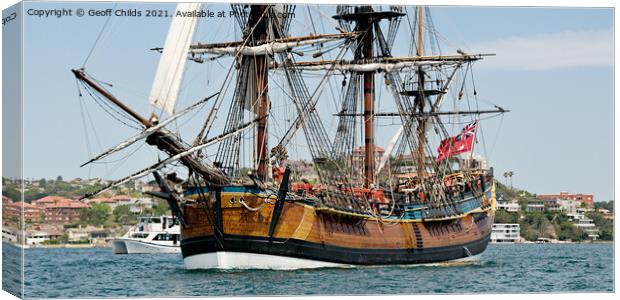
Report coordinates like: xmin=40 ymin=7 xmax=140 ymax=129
xmin=181 ymin=190 xmax=494 ymax=251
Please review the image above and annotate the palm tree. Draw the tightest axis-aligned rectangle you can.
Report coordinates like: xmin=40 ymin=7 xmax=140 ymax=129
xmin=503 ymin=171 xmax=514 ymax=189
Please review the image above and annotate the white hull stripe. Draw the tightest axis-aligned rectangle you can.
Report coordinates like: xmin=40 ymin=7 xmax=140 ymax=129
xmin=183 ymin=251 xmax=482 ymax=270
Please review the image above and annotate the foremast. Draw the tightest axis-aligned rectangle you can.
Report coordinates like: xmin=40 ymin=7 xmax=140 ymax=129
xmin=248 ymin=5 xmax=271 ymax=182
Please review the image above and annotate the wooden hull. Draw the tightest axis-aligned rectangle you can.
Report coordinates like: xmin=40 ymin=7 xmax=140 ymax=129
xmin=180 ymin=184 xmax=495 ymax=268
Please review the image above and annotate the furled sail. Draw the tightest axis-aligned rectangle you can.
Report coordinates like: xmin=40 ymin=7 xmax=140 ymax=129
xmin=189 ymin=35 xmax=350 ymax=56
xmin=148 ymin=3 xmax=201 ymax=115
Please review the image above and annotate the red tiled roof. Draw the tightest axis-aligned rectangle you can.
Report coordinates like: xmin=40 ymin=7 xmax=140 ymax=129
xmin=33 ymin=196 xmax=90 ymax=209
xmin=8 ymin=201 xmax=42 ymax=210
xmin=109 ymin=195 xmax=132 ymax=201
xmin=33 ymin=196 xmax=72 ymax=204
xmin=51 ymin=201 xmax=90 ymax=209
xmin=87 ymin=198 xmax=116 ymax=204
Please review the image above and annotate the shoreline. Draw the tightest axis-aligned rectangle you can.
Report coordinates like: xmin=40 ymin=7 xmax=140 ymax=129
xmin=4 ymin=240 xmax=613 ymax=249
xmin=2 ymin=240 xmax=110 ymax=249
xmin=491 ymin=240 xmax=613 ymax=245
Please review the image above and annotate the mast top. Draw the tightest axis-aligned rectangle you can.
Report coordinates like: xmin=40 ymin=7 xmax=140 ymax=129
xmin=333 ymin=5 xmax=405 ymax=22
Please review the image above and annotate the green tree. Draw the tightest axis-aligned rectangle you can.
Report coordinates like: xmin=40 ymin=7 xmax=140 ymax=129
xmin=556 ymin=219 xmax=577 ymax=241
xmin=152 ymin=200 xmax=170 ymax=216
xmin=594 ymin=201 xmax=614 ymax=212
xmin=80 ymin=203 xmax=110 ymax=226
xmin=518 ymin=211 xmax=557 ymax=241
xmin=494 ymin=210 xmax=519 ymax=224
xmin=2 ymin=186 xmax=21 ymax=201
xmin=113 ymin=205 xmax=136 ymax=224
xmin=586 ymin=211 xmax=614 ymax=241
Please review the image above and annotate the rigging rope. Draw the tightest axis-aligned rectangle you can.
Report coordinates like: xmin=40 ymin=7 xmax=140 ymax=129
xmin=82 ymin=3 xmax=117 ymax=67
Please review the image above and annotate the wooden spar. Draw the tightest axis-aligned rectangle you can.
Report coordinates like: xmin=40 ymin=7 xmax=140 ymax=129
xmin=269 ymin=54 xmax=493 ymax=69
xmin=333 ymin=108 xmax=509 ymax=117
xmin=188 ymin=32 xmax=358 ymax=50
xmin=417 ymin=6 xmax=423 ymax=57
xmin=250 ymin=5 xmax=270 ymax=182
xmin=415 ymin=66 xmax=426 ymax=178
xmin=415 ymin=6 xmax=426 ymax=178
xmin=256 ymin=54 xmax=269 ymax=181
xmin=72 ymin=69 xmax=152 ymax=128
xmin=361 ymin=17 xmax=375 ymax=189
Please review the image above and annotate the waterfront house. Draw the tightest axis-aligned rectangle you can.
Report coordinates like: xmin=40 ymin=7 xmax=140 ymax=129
xmin=491 ymin=223 xmax=521 ymax=243
xmin=32 ymin=196 xmax=90 ymax=223
xmin=526 ymin=200 xmax=545 ymax=212
xmin=557 ymin=199 xmax=579 ymax=214
xmin=537 ymin=192 xmax=594 ymax=208
xmin=67 ymin=225 xmax=111 ymax=244
xmin=567 ymin=208 xmax=599 ymax=240
xmin=497 ymin=202 xmax=520 ymax=212
xmin=25 ymin=230 xmax=55 ymax=246
xmin=496 ymin=193 xmax=520 ymax=212
xmin=538 ymin=198 xmax=563 ymax=212
xmin=3 ymin=201 xmax=44 ymax=225
xmin=2 ymin=227 xmax=18 ymax=243
xmin=67 ymin=228 xmax=90 ymax=242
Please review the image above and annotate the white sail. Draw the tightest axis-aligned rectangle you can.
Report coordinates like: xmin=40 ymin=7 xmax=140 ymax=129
xmin=148 ymin=3 xmax=201 ymax=115
xmin=376 ymin=126 xmax=403 ymax=175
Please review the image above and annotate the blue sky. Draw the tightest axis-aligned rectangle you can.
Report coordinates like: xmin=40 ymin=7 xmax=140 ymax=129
xmin=5 ymin=2 xmax=614 ymax=201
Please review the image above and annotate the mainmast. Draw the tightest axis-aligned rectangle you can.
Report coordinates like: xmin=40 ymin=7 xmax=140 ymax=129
xmin=334 ymin=6 xmax=404 ymax=188
xmin=360 ymin=13 xmax=375 ymax=189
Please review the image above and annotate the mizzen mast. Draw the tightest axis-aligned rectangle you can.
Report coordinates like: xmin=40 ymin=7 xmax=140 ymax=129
xmin=415 ymin=5 xmax=426 ymax=178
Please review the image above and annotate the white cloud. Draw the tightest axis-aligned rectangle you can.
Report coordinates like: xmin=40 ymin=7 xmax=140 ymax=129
xmin=463 ymin=29 xmax=613 ymax=70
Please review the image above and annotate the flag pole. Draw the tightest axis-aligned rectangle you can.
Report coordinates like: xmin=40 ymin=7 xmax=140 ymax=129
xmin=468 ymin=114 xmax=481 ymax=166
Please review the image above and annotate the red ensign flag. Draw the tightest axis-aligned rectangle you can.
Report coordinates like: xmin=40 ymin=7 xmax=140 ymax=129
xmin=436 ymin=121 xmax=478 ymax=162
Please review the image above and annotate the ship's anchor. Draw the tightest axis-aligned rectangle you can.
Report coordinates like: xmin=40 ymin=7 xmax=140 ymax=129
xmin=463 ymin=246 xmax=472 ymax=257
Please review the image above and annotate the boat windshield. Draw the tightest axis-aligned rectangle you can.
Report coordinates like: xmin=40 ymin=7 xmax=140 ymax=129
xmin=131 ymin=233 xmax=149 ymax=239
xmin=138 ymin=217 xmax=162 ymax=224
xmin=153 ymin=233 xmax=179 ymax=241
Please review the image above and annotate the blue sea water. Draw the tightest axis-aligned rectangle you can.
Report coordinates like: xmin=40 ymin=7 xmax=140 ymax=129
xmin=3 ymin=243 xmax=614 ymax=298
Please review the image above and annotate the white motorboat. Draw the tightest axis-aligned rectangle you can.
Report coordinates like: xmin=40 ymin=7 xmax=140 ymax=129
xmin=111 ymin=216 xmax=181 ymax=254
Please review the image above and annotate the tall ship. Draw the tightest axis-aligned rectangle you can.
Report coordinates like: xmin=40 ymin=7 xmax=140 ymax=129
xmin=73 ymin=4 xmax=507 ymax=269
